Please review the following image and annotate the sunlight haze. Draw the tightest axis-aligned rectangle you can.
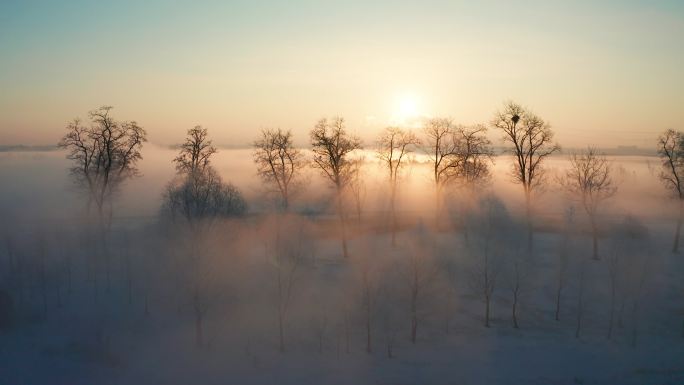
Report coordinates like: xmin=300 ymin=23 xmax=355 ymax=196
xmin=1 ymin=0 xmax=682 ymax=147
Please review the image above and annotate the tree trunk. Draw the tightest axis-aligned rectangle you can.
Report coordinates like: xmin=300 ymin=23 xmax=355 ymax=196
xmin=125 ymin=250 xmax=133 ymax=305
xmin=575 ymin=266 xmax=585 ymax=339
xmin=279 ymin=312 xmax=285 ymax=352
xmin=525 ymin=189 xmax=533 ymax=252
xmin=630 ymin=299 xmax=639 ymax=347
xmin=66 ymin=254 xmax=72 ymax=297
xmin=512 ymin=290 xmax=519 ymax=329
xmin=390 ymin=182 xmax=397 ymax=247
xmin=344 ymin=313 xmax=350 ymax=354
xmin=673 ymin=200 xmax=683 ymax=253
xmin=555 ymin=282 xmax=562 ymax=321
xmin=193 ymin=282 xmax=204 ymax=348
xmin=590 ymin=216 xmax=599 ymax=260
xmin=411 ymin=312 xmax=417 ymax=344
xmin=195 ymin=310 xmax=203 ymax=348
xmin=366 ymin=309 xmax=372 ymax=353
xmin=105 ymin=253 xmax=111 ymax=292
xmin=411 ymin=282 xmax=418 ymax=344
xmin=40 ymin=254 xmax=47 ymax=319
xmin=336 ymin=190 xmax=349 ymax=258
xmin=485 ymin=295 xmax=491 ymax=328
xmin=607 ymin=286 xmax=615 ymax=339
xmin=434 ymin=183 xmax=441 ymax=229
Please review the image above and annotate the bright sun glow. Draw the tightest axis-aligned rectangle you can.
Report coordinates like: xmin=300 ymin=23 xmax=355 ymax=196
xmin=391 ymin=93 xmax=422 ymax=126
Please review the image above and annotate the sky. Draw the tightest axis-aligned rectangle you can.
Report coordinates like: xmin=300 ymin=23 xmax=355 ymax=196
xmin=0 ymin=0 xmax=682 ymax=148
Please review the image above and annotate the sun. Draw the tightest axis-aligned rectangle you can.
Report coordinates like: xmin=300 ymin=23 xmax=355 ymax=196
xmin=391 ymin=93 xmax=422 ymax=126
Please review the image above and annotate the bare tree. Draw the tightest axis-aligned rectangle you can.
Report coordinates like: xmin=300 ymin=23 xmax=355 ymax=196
xmin=162 ymin=167 xmax=246 ymax=227
xmin=36 ymin=232 xmax=48 ymax=319
xmin=310 ymin=309 xmax=329 ymax=353
xmin=561 ymin=147 xmax=617 ymax=260
xmin=348 ymin=158 xmax=366 ymax=225
xmin=405 ymin=253 xmax=435 ymax=344
xmin=357 ymin=256 xmax=378 ymax=353
xmin=310 ymin=117 xmax=362 ymax=258
xmin=270 ymin=217 xmax=306 ymax=352
xmin=253 ymin=128 xmax=304 ymax=211
xmin=452 ymin=124 xmax=494 ymax=188
xmin=555 ymin=206 xmax=575 ymax=321
xmin=161 ymin=126 xmax=246 ymax=347
xmin=423 ymin=118 xmax=458 ymax=224
xmin=440 ymin=255 xmax=460 ymax=334
xmin=468 ymin=196 xmax=507 ymax=327
xmin=491 ymin=101 xmax=560 ymax=250
xmin=377 ymin=127 xmax=421 ymax=245
xmin=657 ymin=129 xmax=684 ymax=252
xmin=174 ymin=125 xmax=216 ymax=174
xmin=608 ymin=216 xmax=651 ymax=345
xmin=376 ymin=282 xmax=401 ymax=358
xmin=606 ymin=245 xmax=620 ymax=340
xmin=162 ymin=126 xmax=245 ymax=226
xmin=507 ymin=250 xmax=530 ymax=329
xmin=58 ymin=106 xmax=147 ymax=292
xmin=451 ymin=124 xmax=494 ymax=240
xmin=58 ymin=106 xmax=147 ymax=221
xmin=575 ymin=257 xmax=588 ymax=339
xmin=3 ymin=234 xmax=24 ymax=308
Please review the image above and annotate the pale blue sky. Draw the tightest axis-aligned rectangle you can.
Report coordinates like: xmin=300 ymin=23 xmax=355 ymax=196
xmin=1 ymin=0 xmax=682 ymax=147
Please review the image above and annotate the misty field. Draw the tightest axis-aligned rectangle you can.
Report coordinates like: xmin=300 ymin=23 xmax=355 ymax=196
xmin=0 ymin=146 xmax=683 ymax=385
xmin=2 ymin=1 xmax=682 ymax=384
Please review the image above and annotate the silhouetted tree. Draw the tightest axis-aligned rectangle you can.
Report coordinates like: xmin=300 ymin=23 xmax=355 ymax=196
xmin=269 ymin=216 xmax=306 ymax=352
xmin=355 ymin=252 xmax=380 ymax=353
xmin=348 ymin=158 xmax=366 ymax=225
xmin=58 ymin=106 xmax=147 ymax=221
xmin=162 ymin=167 xmax=246 ymax=226
xmin=506 ymin=248 xmax=530 ymax=329
xmin=575 ymin=257 xmax=588 ymax=339
xmin=423 ymin=118 xmax=459 ymax=225
xmin=468 ymin=196 xmax=507 ymax=327
xmin=310 ymin=117 xmax=362 ymax=258
xmin=399 ymin=223 xmax=438 ymax=344
xmin=161 ymin=126 xmax=246 ymax=348
xmin=452 ymin=124 xmax=494 ymax=188
xmin=657 ymin=129 xmax=684 ymax=252
xmin=377 ymin=127 xmax=421 ymax=245
xmin=607 ymin=216 xmax=650 ymax=345
xmin=491 ymin=101 xmax=559 ymax=250
xmin=555 ymin=206 xmax=575 ymax=321
xmin=561 ymin=147 xmax=617 ymax=260
xmin=174 ymin=125 xmax=216 ymax=174
xmin=253 ymin=128 xmax=304 ymax=210
xmin=58 ymin=106 xmax=146 ymax=292
xmin=451 ymin=124 xmax=494 ymax=240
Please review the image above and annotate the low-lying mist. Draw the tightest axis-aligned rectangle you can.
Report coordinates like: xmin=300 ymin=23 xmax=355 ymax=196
xmin=0 ymin=147 xmax=682 ymax=385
